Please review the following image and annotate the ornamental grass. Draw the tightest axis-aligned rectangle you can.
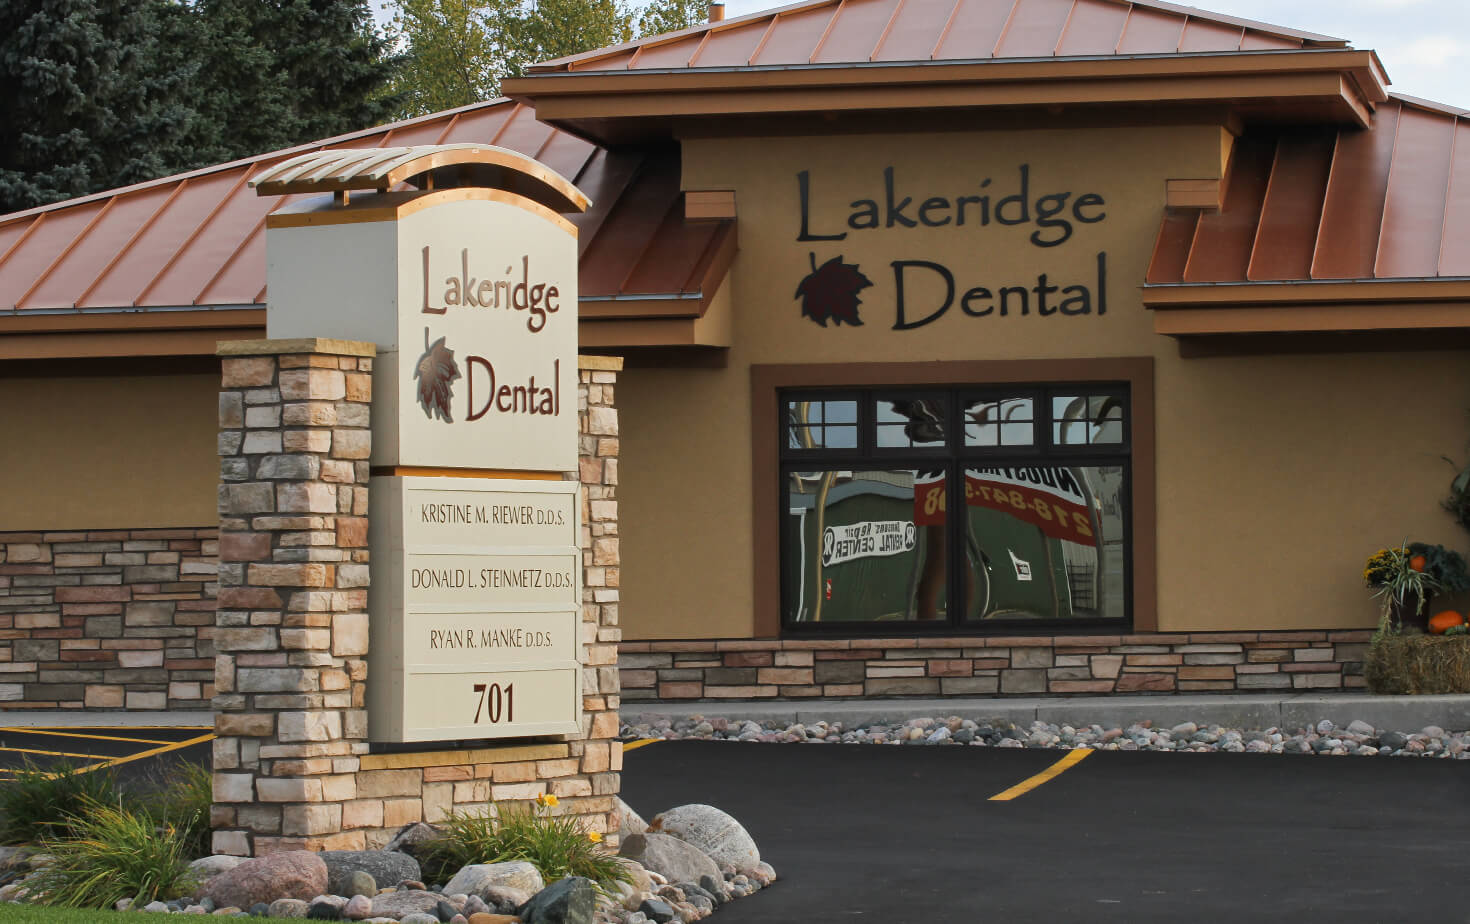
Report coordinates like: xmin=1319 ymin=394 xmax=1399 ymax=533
xmin=1364 ymin=634 xmax=1470 ymax=694
xmin=420 ymin=794 xmax=631 ymax=890
xmin=27 ymin=798 xmax=199 ymax=909
xmin=0 ymin=761 xmax=120 ymax=846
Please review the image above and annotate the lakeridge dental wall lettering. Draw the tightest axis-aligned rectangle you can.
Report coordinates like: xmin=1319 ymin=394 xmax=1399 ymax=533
xmin=795 ymin=165 xmax=1109 ymax=330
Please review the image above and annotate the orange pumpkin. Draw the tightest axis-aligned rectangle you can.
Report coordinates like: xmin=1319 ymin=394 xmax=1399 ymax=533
xmin=1429 ymin=610 xmax=1465 ymax=635
xmin=1410 ymin=554 xmax=1428 ymax=572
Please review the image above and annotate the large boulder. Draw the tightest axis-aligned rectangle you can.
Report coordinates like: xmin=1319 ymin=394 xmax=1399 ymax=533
xmin=618 ymin=833 xmax=719 ymax=885
xmin=649 ymin=804 xmax=760 ymax=873
xmin=615 ymin=797 xmax=649 ymax=842
xmin=320 ymin=850 xmax=420 ymax=898
xmin=517 ymin=876 xmax=597 ymax=924
xmin=187 ymin=855 xmax=247 ymax=881
xmin=443 ymin=860 xmax=544 ymax=899
xmin=201 ymin=851 xmax=327 ymax=909
xmin=384 ymin=822 xmax=443 ymax=865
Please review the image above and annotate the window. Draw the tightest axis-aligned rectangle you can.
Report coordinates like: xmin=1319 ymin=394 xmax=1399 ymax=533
xmin=781 ymin=384 xmax=1130 ymax=630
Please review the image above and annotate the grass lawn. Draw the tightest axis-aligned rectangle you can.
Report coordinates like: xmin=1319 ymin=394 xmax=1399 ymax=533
xmin=0 ymin=906 xmax=140 ymax=921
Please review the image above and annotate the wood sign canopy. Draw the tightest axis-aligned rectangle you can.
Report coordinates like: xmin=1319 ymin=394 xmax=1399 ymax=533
xmin=248 ymin=143 xmax=590 ymax=216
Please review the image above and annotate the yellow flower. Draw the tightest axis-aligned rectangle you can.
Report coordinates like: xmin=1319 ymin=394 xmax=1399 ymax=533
xmin=536 ymin=793 xmax=560 ymax=808
xmin=587 ymin=830 xmax=604 ymax=843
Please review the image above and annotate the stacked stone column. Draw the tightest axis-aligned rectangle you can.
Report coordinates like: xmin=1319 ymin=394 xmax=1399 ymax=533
xmin=212 ymin=338 xmax=375 ymax=856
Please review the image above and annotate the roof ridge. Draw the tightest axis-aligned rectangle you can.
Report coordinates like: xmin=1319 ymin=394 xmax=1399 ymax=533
xmin=0 ymin=98 xmax=520 ymax=227
xmin=529 ymin=0 xmax=1347 ymax=73
xmin=1389 ymin=92 xmax=1470 ymax=119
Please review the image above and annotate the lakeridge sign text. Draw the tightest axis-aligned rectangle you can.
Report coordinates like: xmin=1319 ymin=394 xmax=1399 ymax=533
xmin=795 ymin=165 xmax=1110 ymax=330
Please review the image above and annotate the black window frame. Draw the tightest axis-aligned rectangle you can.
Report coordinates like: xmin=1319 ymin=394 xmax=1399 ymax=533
xmin=780 ymin=382 xmax=1132 ymax=635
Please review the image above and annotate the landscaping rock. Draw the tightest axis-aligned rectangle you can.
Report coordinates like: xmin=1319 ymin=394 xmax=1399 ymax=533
xmin=321 ymin=851 xmax=419 ymax=899
xmin=619 ymin=833 xmax=721 ymax=885
xmin=637 ymin=898 xmax=676 ymax=923
xmin=648 ymin=804 xmax=760 ymax=873
xmin=189 ymin=855 xmax=248 ymax=880
xmin=467 ymin=913 xmax=520 ymax=924
xmin=444 ymin=861 xmax=544 ymax=899
xmin=372 ymin=888 xmax=446 ymax=919
xmin=401 ymin=914 xmax=441 ymax=924
xmin=516 ymin=876 xmax=597 ymax=924
xmin=268 ymin=898 xmax=310 ymax=918
xmin=201 ymin=850 xmax=328 ymax=910
xmin=480 ymin=885 xmax=532 ymax=914
xmin=615 ymin=796 xmax=649 ymax=842
xmin=342 ymin=894 xmax=373 ymax=919
xmin=385 ymin=823 xmax=443 ymax=865
xmin=347 ymin=871 xmax=376 ymax=899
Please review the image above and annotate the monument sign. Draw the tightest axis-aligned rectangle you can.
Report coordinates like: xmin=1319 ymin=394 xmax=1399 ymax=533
xmin=252 ymin=145 xmax=588 ymax=742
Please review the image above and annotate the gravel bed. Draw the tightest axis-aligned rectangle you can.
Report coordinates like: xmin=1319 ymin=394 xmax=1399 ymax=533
xmin=622 ymin=714 xmax=1470 ymax=757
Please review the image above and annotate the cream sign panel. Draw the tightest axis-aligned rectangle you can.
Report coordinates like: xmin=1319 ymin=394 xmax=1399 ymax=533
xmin=390 ymin=199 xmax=578 ymax=472
xmin=369 ymin=477 xmax=581 ymax=743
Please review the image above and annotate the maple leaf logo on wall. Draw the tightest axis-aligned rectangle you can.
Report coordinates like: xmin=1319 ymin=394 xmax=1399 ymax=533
xmin=413 ymin=327 xmax=461 ymax=423
xmin=795 ymin=253 xmax=873 ymax=327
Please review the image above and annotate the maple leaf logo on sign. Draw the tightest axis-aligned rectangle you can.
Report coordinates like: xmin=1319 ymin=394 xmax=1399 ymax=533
xmin=413 ymin=327 xmax=461 ymax=423
xmin=795 ymin=253 xmax=872 ymax=327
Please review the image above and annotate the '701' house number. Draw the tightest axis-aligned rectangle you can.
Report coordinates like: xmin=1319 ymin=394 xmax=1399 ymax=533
xmin=472 ymin=682 xmax=514 ymax=723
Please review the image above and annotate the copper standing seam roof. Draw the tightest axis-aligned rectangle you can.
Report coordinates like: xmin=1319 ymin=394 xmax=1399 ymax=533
xmin=1144 ymin=96 xmax=1470 ymax=334
xmin=0 ymin=99 xmax=734 ymax=357
xmin=530 ymin=0 xmax=1342 ymax=74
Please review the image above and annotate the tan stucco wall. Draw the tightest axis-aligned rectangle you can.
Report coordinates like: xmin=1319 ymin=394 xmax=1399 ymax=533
xmin=618 ymin=124 xmax=1468 ymax=639
xmin=0 ymin=374 xmax=218 ymax=530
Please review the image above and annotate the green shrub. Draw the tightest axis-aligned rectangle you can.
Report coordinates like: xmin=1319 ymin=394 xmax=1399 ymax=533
xmin=421 ymin=798 xmax=632 ymax=890
xmin=0 ymin=762 xmax=120 ymax=846
xmin=28 ymin=799 xmax=198 ymax=909
xmin=137 ymin=761 xmax=212 ymax=860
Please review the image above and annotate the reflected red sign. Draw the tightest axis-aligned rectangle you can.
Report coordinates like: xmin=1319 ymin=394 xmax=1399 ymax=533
xmin=913 ymin=468 xmax=1096 ymax=546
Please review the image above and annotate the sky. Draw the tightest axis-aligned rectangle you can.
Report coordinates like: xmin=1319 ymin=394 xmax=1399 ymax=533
xmin=372 ymin=0 xmax=1470 ymax=106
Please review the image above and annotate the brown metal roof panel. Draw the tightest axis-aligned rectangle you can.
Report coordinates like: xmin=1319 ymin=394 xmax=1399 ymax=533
xmin=932 ymin=0 xmax=1015 ymax=59
xmin=1114 ymin=5 xmax=1186 ymax=55
xmin=871 ymin=0 xmax=952 ymax=60
xmin=80 ymin=168 xmax=261 ymax=308
xmin=620 ymin=206 xmax=723 ymax=294
xmin=1176 ymin=16 xmax=1242 ymax=52
xmin=751 ymin=5 xmax=839 ymax=65
xmin=0 ymin=200 xmax=107 ymax=310
xmin=568 ymin=149 xmax=645 ymax=259
xmin=532 ymin=129 xmax=601 ymax=190
xmin=1238 ymin=29 xmax=1301 ymax=51
xmin=0 ymin=218 xmax=34 ymax=272
xmin=193 ymin=221 xmax=267 ymax=307
xmin=439 ymin=104 xmax=517 ymax=145
xmin=990 ymin=0 xmax=1070 ymax=59
xmin=689 ymin=19 xmax=771 ymax=66
xmin=1375 ymin=106 xmax=1456 ymax=279
xmin=485 ymin=104 xmax=555 ymax=158
xmin=377 ymin=119 xmax=455 ymax=148
xmin=140 ymin=173 xmax=271 ymax=306
xmin=1052 ymin=0 xmax=1129 ymax=57
xmin=630 ymin=34 xmax=704 ymax=68
xmin=579 ymin=157 xmax=681 ymax=296
xmin=812 ymin=0 xmax=901 ymax=63
xmin=1181 ymin=135 xmax=1274 ymax=282
xmin=1145 ymin=208 xmax=1199 ymax=284
xmin=18 ymin=188 xmax=173 ymax=309
xmin=570 ymin=49 xmax=637 ymax=71
xmin=1440 ymin=121 xmax=1470 ymax=276
xmin=1312 ymin=102 xmax=1400 ymax=279
xmin=1246 ymin=132 xmax=1334 ymax=281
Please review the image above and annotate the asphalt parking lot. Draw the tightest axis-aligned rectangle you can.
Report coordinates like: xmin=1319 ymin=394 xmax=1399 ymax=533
xmin=0 ymin=725 xmax=212 ymax=784
xmin=622 ymin=740 xmax=1470 ymax=922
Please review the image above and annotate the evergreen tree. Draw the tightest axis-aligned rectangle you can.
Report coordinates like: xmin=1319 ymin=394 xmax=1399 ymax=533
xmin=191 ymin=0 xmax=404 ymax=163
xmin=0 ymin=0 xmax=202 ymax=213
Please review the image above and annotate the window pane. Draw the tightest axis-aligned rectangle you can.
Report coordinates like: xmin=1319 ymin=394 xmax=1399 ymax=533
xmin=787 ymin=399 xmax=859 ymax=451
xmin=875 ymin=397 xmax=947 ymax=449
xmin=959 ymin=465 xmax=1126 ymax=621
xmin=964 ymin=396 xmax=1034 ymax=448
xmin=785 ymin=469 xmax=948 ymax=623
xmin=1052 ymin=394 xmax=1125 ymax=446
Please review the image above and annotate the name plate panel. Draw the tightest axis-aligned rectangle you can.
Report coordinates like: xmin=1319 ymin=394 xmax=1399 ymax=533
xmin=369 ymin=476 xmax=582 ymax=743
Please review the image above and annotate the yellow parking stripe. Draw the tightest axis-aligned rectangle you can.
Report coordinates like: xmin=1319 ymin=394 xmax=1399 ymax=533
xmin=0 ymin=746 xmax=106 ymax=761
xmin=621 ymin=738 xmax=659 ymax=753
xmin=75 ymin=732 xmax=215 ymax=776
xmin=0 ymin=728 xmax=179 ymax=746
xmin=988 ymin=748 xmax=1092 ymax=801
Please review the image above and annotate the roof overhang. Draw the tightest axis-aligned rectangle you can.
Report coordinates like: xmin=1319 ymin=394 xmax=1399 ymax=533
xmin=507 ymin=49 xmax=1390 ymax=144
xmin=1143 ymin=279 xmax=1470 ymax=337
